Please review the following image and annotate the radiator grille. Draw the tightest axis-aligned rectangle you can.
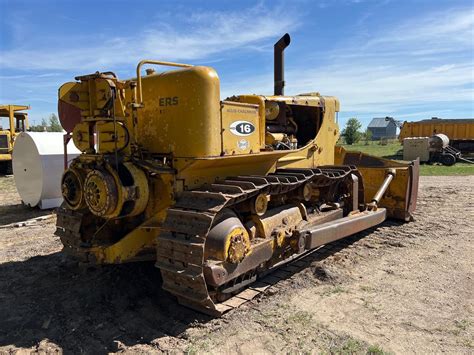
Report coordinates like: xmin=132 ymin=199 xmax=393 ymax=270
xmin=0 ymin=134 xmax=8 ymax=153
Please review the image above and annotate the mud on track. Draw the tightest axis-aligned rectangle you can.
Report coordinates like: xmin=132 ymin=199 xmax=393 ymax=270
xmin=0 ymin=175 xmax=472 ymax=354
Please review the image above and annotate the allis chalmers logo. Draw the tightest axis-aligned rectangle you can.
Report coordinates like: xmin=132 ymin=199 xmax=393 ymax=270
xmin=230 ymin=121 xmax=255 ymax=136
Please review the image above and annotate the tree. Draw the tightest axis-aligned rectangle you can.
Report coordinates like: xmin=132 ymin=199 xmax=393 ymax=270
xmin=28 ymin=118 xmax=48 ymax=132
xmin=342 ymin=118 xmax=362 ymax=145
xmin=28 ymin=124 xmax=41 ymax=132
xmin=49 ymin=113 xmax=62 ymax=132
xmin=363 ymin=128 xmax=372 ymax=145
xmin=28 ymin=114 xmax=63 ymax=132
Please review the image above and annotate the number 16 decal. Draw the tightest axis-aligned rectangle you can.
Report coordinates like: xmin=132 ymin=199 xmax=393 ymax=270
xmin=230 ymin=121 xmax=255 ymax=136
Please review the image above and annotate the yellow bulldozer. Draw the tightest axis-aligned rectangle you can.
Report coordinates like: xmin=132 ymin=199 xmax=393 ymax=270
xmin=0 ymin=105 xmax=29 ymax=174
xmin=56 ymin=34 xmax=419 ymax=315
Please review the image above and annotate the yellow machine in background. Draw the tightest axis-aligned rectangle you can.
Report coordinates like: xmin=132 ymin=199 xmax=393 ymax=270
xmin=400 ymin=118 xmax=474 ymax=153
xmin=56 ymin=34 xmax=418 ymax=315
xmin=0 ymin=105 xmax=29 ymax=174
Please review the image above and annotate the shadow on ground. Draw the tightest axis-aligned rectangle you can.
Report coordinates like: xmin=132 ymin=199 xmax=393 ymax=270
xmin=0 ymin=204 xmax=54 ymax=226
xmin=0 ymin=253 xmax=210 ymax=353
xmin=0 ymin=219 xmax=404 ymax=353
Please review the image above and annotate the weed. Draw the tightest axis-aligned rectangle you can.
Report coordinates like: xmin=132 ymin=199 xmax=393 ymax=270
xmin=459 ymin=338 xmax=473 ymax=348
xmin=366 ymin=344 xmax=387 ymax=354
xmin=322 ymin=285 xmax=346 ymax=296
xmin=454 ymin=319 xmax=471 ymax=331
xmin=287 ymin=310 xmax=313 ymax=326
xmin=330 ymin=337 xmax=364 ymax=354
xmin=184 ymin=336 xmax=211 ymax=355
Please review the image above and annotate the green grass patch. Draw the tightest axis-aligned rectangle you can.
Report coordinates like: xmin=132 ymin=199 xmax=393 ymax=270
xmin=286 ymin=310 xmax=313 ymax=326
xmin=322 ymin=285 xmax=347 ymax=296
xmin=340 ymin=141 xmax=402 ymax=159
xmin=328 ymin=338 xmax=364 ymax=354
xmin=454 ymin=319 xmax=471 ymax=331
xmin=366 ymin=344 xmax=387 ymax=355
xmin=419 ymin=163 xmax=474 ymax=176
xmin=339 ymin=142 xmax=474 ymax=176
xmin=325 ymin=337 xmax=390 ymax=355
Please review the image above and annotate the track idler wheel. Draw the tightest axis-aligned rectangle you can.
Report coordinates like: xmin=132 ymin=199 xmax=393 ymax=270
xmin=205 ymin=209 xmax=251 ymax=264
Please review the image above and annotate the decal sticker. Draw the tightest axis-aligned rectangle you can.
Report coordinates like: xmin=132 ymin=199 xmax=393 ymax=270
xmin=159 ymin=96 xmax=178 ymax=106
xmin=230 ymin=121 xmax=255 ymax=136
xmin=238 ymin=139 xmax=249 ymax=151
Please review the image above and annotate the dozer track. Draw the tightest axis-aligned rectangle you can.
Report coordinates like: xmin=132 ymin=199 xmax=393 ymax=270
xmin=156 ymin=166 xmax=357 ymax=316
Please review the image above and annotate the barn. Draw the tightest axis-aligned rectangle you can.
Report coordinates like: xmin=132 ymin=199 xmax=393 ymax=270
xmin=367 ymin=117 xmax=398 ymax=140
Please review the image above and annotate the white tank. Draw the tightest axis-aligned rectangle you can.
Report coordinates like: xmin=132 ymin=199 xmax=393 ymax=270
xmin=429 ymin=133 xmax=450 ymax=150
xmin=13 ymin=132 xmax=80 ymax=209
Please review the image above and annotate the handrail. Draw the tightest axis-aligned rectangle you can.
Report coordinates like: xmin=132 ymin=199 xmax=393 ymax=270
xmin=135 ymin=60 xmax=193 ymax=105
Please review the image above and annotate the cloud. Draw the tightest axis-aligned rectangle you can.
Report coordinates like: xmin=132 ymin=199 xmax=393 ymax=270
xmin=1 ymin=3 xmax=472 ymax=126
xmin=0 ymin=5 xmax=297 ymax=72
xmin=224 ymin=5 xmax=474 ymax=125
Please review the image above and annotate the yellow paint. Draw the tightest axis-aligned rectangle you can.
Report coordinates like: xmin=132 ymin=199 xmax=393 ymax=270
xmin=58 ymin=60 xmax=416 ymax=264
xmin=92 ymin=221 xmax=158 ymax=264
xmin=96 ymin=121 xmax=128 ymax=153
xmin=0 ymin=105 xmax=29 ymax=162
xmin=220 ymin=101 xmax=260 ymax=155
xmin=335 ymin=146 xmax=416 ymax=220
xmin=400 ymin=120 xmax=474 ymax=141
xmin=133 ymin=66 xmax=222 ymax=157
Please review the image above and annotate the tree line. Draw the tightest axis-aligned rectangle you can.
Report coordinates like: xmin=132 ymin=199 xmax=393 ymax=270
xmin=28 ymin=113 xmax=62 ymax=132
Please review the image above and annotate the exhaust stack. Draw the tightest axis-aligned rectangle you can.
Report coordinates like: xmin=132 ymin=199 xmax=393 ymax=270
xmin=274 ymin=33 xmax=291 ymax=96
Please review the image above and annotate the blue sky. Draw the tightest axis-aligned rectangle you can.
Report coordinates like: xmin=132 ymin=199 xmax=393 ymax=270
xmin=0 ymin=0 xmax=473 ymax=128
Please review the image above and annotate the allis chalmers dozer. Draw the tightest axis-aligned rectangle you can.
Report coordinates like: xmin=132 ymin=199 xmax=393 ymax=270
xmin=56 ymin=34 xmax=419 ymax=315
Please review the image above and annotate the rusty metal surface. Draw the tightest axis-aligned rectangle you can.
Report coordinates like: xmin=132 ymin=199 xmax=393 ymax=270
xmin=407 ymin=159 xmax=420 ymax=219
xmin=204 ymin=239 xmax=273 ymax=287
xmin=155 ymin=166 xmax=377 ymax=316
xmin=303 ymin=209 xmax=387 ymax=249
xmin=58 ymin=99 xmax=83 ymax=133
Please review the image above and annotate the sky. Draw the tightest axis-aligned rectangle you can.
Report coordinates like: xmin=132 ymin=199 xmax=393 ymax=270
xmin=0 ymin=0 xmax=473 ymax=128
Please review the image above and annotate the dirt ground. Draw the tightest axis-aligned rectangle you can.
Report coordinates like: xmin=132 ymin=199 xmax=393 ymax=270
xmin=0 ymin=175 xmax=472 ymax=354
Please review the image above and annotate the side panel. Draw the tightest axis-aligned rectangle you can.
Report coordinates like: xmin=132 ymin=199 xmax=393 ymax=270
xmin=221 ymin=101 xmax=260 ymax=155
xmin=137 ymin=66 xmax=222 ymax=157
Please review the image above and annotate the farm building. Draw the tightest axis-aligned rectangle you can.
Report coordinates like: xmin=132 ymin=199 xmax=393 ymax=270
xmin=367 ymin=117 xmax=398 ymax=140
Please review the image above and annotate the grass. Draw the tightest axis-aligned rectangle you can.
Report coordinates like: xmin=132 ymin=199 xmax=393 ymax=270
xmin=454 ymin=319 xmax=471 ymax=331
xmin=340 ymin=141 xmax=402 ymax=159
xmin=339 ymin=141 xmax=474 ymax=176
xmin=184 ymin=337 xmax=211 ymax=355
xmin=325 ymin=336 xmax=390 ymax=355
xmin=286 ymin=310 xmax=313 ymax=326
xmin=366 ymin=344 xmax=388 ymax=355
xmin=322 ymin=285 xmax=347 ymax=297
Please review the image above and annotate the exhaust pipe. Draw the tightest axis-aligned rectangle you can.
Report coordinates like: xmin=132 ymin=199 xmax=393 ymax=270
xmin=274 ymin=33 xmax=291 ymax=96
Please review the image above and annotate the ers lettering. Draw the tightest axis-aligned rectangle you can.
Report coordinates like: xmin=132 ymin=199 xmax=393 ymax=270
xmin=159 ymin=97 xmax=178 ymax=106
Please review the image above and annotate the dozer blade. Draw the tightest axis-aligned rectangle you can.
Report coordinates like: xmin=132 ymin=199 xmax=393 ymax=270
xmin=335 ymin=146 xmax=419 ymax=221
